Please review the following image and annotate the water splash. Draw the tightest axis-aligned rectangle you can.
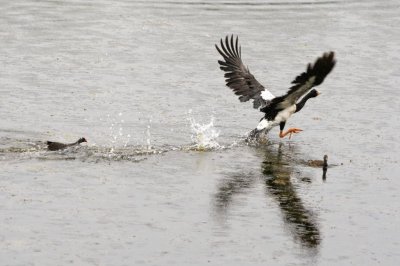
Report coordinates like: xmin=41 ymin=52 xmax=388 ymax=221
xmin=145 ymin=119 xmax=152 ymax=151
xmin=106 ymin=112 xmax=132 ymax=156
xmin=187 ymin=110 xmax=221 ymax=151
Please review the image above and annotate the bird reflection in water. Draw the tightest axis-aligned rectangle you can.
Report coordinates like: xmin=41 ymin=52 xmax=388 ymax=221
xmin=214 ymin=171 xmax=258 ymax=219
xmin=262 ymin=143 xmax=320 ymax=248
xmin=214 ymin=142 xmax=320 ymax=249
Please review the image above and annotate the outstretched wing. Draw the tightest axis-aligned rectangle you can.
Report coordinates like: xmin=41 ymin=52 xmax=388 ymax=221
xmin=261 ymin=51 xmax=336 ymax=117
xmin=216 ymin=35 xmax=274 ymax=109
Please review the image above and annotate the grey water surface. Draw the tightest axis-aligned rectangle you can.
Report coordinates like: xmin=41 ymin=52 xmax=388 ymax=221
xmin=1 ymin=0 xmax=400 ymax=265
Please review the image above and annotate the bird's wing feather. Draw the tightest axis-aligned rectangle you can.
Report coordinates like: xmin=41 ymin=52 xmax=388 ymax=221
xmin=261 ymin=51 xmax=336 ymax=119
xmin=216 ymin=35 xmax=274 ymax=109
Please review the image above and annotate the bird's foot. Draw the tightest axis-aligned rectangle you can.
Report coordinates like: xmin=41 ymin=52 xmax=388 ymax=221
xmin=280 ymin=128 xmax=303 ymax=139
xmin=287 ymin=128 xmax=302 ymax=139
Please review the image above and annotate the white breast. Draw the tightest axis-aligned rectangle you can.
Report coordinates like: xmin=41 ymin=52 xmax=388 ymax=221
xmin=275 ymin=105 xmax=296 ymax=123
xmin=255 ymin=105 xmax=297 ymax=131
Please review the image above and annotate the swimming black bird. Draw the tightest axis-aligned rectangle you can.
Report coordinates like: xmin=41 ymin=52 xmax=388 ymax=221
xmin=216 ymin=35 xmax=336 ymax=139
xmin=46 ymin=137 xmax=87 ymax=151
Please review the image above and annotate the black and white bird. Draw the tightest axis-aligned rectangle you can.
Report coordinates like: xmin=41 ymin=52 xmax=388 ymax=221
xmin=216 ymin=35 xmax=336 ymax=139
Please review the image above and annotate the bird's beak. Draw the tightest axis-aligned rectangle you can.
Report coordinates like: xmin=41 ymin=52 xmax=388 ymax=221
xmin=317 ymin=91 xmax=321 ymax=96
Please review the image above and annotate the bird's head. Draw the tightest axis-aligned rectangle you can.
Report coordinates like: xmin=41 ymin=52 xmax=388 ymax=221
xmin=78 ymin=137 xmax=87 ymax=143
xmin=309 ymin=89 xmax=320 ymax=98
xmin=323 ymin=155 xmax=328 ymax=161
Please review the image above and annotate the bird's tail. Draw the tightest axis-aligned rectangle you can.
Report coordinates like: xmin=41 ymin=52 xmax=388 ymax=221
xmin=247 ymin=128 xmax=270 ymax=142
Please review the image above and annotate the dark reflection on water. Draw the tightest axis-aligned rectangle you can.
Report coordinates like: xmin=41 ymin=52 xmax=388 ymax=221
xmin=322 ymin=167 xmax=328 ymax=181
xmin=262 ymin=143 xmax=320 ymax=249
xmin=214 ymin=142 xmax=320 ymax=249
xmin=214 ymin=171 xmax=258 ymax=216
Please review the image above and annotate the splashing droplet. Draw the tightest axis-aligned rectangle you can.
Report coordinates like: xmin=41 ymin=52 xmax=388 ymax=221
xmin=188 ymin=113 xmax=221 ymax=151
xmin=146 ymin=124 xmax=151 ymax=150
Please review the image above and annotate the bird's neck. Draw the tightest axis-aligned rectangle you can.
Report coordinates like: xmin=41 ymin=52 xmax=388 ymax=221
xmin=295 ymin=94 xmax=314 ymax=113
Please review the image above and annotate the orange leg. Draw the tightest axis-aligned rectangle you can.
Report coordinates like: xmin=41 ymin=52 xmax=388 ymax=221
xmin=279 ymin=128 xmax=303 ymax=139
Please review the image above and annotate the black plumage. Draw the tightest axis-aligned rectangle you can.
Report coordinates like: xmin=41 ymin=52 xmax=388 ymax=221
xmin=216 ymin=35 xmax=336 ymax=139
xmin=46 ymin=137 xmax=87 ymax=151
xmin=215 ymin=35 xmax=270 ymax=109
xmin=260 ymin=52 xmax=336 ymax=121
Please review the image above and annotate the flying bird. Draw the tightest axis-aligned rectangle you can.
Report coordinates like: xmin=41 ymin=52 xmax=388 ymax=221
xmin=215 ymin=35 xmax=336 ymax=139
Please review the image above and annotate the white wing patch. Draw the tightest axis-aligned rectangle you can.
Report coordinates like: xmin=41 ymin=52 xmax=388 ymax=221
xmin=261 ymin=90 xmax=275 ymax=101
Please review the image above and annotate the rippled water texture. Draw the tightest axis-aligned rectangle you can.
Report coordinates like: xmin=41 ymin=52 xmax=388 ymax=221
xmin=1 ymin=0 xmax=400 ymax=265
